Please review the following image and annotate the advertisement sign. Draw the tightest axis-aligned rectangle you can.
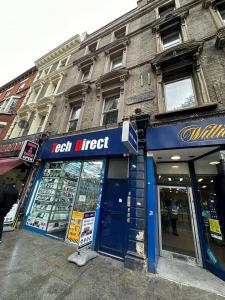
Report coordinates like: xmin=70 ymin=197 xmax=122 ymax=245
xmin=0 ymin=134 xmax=40 ymax=158
xmin=147 ymin=116 xmax=225 ymax=150
xmin=18 ymin=140 xmax=39 ymax=163
xmin=209 ymin=219 xmax=223 ymax=240
xmin=67 ymin=211 xmax=84 ymax=244
xmin=39 ymin=128 xmax=128 ymax=159
xmin=67 ymin=211 xmax=96 ymax=248
xmin=122 ymin=120 xmax=138 ymax=154
xmin=79 ymin=211 xmax=95 ymax=249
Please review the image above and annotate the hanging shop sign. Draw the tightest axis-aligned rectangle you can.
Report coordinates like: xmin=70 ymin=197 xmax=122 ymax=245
xmin=147 ymin=116 xmax=225 ymax=150
xmin=122 ymin=120 xmax=138 ymax=154
xmin=18 ymin=140 xmax=39 ymax=163
xmin=39 ymin=128 xmax=128 ymax=159
xmin=0 ymin=134 xmax=40 ymax=158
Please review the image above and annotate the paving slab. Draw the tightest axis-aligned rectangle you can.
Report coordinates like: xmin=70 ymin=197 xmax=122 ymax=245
xmin=0 ymin=229 xmax=225 ymax=300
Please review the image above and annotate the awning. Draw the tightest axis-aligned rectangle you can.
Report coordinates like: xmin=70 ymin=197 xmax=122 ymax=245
xmin=0 ymin=158 xmax=23 ymax=176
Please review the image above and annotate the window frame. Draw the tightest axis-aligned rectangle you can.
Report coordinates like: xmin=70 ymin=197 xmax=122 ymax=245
xmin=37 ymin=115 xmax=46 ymax=133
xmin=101 ymin=94 xmax=120 ymax=126
xmin=161 ymin=30 xmax=181 ymax=49
xmin=163 ymin=75 xmax=197 ymax=112
xmin=67 ymin=105 xmax=81 ymax=132
xmin=110 ymin=54 xmax=123 ymax=71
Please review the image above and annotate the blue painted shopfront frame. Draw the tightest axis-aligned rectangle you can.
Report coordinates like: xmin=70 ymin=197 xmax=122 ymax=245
xmin=146 ymin=116 xmax=225 ymax=281
xmin=22 ymin=128 xmax=131 ymax=248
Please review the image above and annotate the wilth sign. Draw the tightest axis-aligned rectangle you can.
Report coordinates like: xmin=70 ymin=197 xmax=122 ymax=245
xmin=147 ymin=116 xmax=225 ymax=150
xmin=18 ymin=140 xmax=39 ymax=163
xmin=122 ymin=120 xmax=138 ymax=154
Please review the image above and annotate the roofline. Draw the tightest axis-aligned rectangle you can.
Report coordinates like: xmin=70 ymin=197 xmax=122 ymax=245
xmin=0 ymin=66 xmax=37 ymax=92
xmin=81 ymin=7 xmax=137 ymax=46
xmin=35 ymin=34 xmax=81 ymax=66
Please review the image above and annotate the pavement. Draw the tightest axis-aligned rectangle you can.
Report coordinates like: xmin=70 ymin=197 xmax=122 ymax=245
xmin=0 ymin=229 xmax=225 ymax=300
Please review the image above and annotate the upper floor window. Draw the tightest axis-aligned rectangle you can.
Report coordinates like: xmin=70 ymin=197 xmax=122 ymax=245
xmin=161 ymin=23 xmax=181 ymax=49
xmin=114 ymin=27 xmax=126 ymax=39
xmin=42 ymin=67 xmax=51 ymax=77
xmin=102 ymin=95 xmax=119 ymax=126
xmin=0 ymin=95 xmax=20 ymax=114
xmin=3 ymin=88 xmax=13 ymax=99
xmin=17 ymin=80 xmax=27 ymax=92
xmin=0 ymin=122 xmax=6 ymax=134
xmin=58 ymin=57 xmax=68 ymax=68
xmin=88 ymin=42 xmax=98 ymax=53
xmin=37 ymin=115 xmax=46 ymax=133
xmin=81 ymin=66 xmax=91 ymax=82
xmin=217 ymin=2 xmax=225 ymax=21
xmin=164 ymin=77 xmax=196 ymax=111
xmin=67 ymin=106 xmax=81 ymax=132
xmin=111 ymin=52 xmax=123 ymax=70
xmin=158 ymin=1 xmax=176 ymax=18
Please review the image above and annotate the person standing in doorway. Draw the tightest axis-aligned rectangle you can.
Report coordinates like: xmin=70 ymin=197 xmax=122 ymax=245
xmin=170 ymin=200 xmax=179 ymax=236
xmin=0 ymin=184 xmax=19 ymax=243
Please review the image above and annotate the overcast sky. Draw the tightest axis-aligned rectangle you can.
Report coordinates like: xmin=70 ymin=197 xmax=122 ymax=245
xmin=0 ymin=0 xmax=137 ymax=87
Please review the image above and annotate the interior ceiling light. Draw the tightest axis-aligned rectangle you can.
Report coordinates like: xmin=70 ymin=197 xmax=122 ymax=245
xmin=209 ymin=161 xmax=220 ymax=165
xmin=168 ymin=177 xmax=172 ymax=181
xmin=202 ymin=185 xmax=207 ymax=189
xmin=172 ymin=165 xmax=179 ymax=169
xmin=210 ymin=179 xmax=213 ymax=183
xmin=198 ymin=178 xmax=203 ymax=182
xmin=171 ymin=155 xmax=181 ymax=160
xmin=180 ymin=178 xmax=183 ymax=182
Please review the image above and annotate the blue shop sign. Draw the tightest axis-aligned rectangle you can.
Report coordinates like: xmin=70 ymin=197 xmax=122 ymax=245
xmin=39 ymin=128 xmax=128 ymax=159
xmin=147 ymin=116 xmax=225 ymax=150
xmin=122 ymin=121 xmax=138 ymax=154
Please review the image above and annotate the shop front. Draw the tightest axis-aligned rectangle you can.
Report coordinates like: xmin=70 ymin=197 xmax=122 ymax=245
xmin=23 ymin=127 xmax=135 ymax=260
xmin=146 ymin=116 xmax=225 ymax=281
xmin=0 ymin=134 xmax=40 ymax=226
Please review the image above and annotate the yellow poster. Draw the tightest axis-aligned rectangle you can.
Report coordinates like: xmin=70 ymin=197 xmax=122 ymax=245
xmin=209 ymin=219 xmax=222 ymax=240
xmin=67 ymin=211 xmax=84 ymax=243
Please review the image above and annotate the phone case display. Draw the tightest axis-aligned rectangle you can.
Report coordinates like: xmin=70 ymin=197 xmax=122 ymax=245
xmin=27 ymin=161 xmax=82 ymax=232
xmin=67 ymin=161 xmax=103 ymax=247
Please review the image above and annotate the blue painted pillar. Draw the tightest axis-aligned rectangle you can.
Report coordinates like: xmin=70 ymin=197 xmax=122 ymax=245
xmin=146 ymin=153 xmax=158 ymax=273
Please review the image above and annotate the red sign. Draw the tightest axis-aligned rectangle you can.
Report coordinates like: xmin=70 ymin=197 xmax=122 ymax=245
xmin=18 ymin=140 xmax=39 ymax=163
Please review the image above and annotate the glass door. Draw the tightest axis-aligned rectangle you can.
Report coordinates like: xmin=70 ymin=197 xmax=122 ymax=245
xmin=158 ymin=186 xmax=201 ymax=265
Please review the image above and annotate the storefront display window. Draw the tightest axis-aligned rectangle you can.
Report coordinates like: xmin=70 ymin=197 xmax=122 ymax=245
xmin=194 ymin=151 xmax=225 ymax=272
xmin=26 ymin=160 xmax=103 ymax=243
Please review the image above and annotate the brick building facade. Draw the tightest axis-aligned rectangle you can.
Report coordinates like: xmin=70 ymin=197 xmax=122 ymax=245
xmin=0 ymin=67 xmax=36 ymax=140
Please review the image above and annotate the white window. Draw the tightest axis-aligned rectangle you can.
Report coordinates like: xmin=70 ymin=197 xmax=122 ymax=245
xmin=102 ymin=95 xmax=119 ymax=126
xmin=158 ymin=1 xmax=175 ymax=18
xmin=67 ymin=106 xmax=81 ymax=132
xmin=17 ymin=80 xmax=27 ymax=92
xmin=4 ymin=88 xmax=12 ymax=99
xmin=37 ymin=115 xmax=46 ymax=133
xmin=58 ymin=57 xmax=68 ymax=68
xmin=0 ymin=95 xmax=20 ymax=113
xmin=164 ymin=77 xmax=196 ymax=111
xmin=161 ymin=29 xmax=181 ymax=49
xmin=111 ymin=55 xmax=123 ymax=70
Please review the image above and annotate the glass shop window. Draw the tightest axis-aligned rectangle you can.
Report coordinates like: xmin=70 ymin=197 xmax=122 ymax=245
xmin=194 ymin=151 xmax=225 ymax=272
xmin=107 ymin=157 xmax=129 ymax=179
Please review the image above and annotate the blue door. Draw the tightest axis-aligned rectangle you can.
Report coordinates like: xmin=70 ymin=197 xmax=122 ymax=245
xmin=98 ymin=179 xmax=128 ymax=258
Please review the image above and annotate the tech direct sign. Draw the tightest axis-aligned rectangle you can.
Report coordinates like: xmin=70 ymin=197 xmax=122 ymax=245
xmin=39 ymin=128 xmax=128 ymax=159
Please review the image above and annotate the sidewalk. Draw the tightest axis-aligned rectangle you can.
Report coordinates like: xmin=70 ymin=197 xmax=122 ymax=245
xmin=0 ymin=229 xmax=225 ymax=300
